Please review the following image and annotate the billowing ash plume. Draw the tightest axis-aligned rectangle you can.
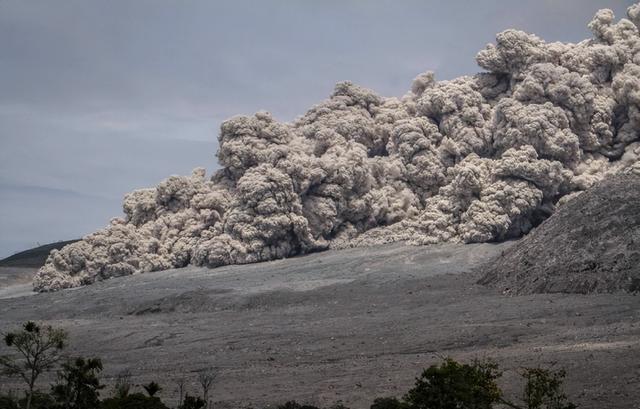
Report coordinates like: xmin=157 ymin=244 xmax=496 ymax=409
xmin=34 ymin=5 xmax=640 ymax=291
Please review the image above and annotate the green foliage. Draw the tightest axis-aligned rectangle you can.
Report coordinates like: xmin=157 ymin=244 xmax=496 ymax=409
xmin=518 ymin=367 xmax=576 ymax=409
xmin=370 ymin=397 xmax=405 ymax=409
xmin=99 ymin=393 xmax=168 ymax=409
xmin=403 ymin=358 xmax=502 ymax=409
xmin=178 ymin=395 xmax=207 ymax=409
xmin=142 ymin=382 xmax=162 ymax=398
xmin=368 ymin=359 xmax=576 ymax=409
xmin=0 ymin=321 xmax=68 ymax=409
xmin=51 ymin=357 xmax=104 ymax=409
xmin=0 ymin=322 xmax=580 ymax=409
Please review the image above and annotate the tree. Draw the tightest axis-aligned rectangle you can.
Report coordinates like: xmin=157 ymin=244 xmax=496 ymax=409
xmin=517 ymin=367 xmax=577 ymax=409
xmin=197 ymin=370 xmax=216 ymax=408
xmin=174 ymin=377 xmax=186 ymax=407
xmin=0 ymin=321 xmax=67 ymax=409
xmin=51 ymin=357 xmax=104 ymax=409
xmin=403 ymin=358 xmax=502 ymax=409
xmin=143 ymin=382 xmax=162 ymax=398
xmin=388 ymin=358 xmax=577 ymax=409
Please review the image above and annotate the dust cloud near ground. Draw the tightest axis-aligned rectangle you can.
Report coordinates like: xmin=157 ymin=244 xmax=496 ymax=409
xmin=34 ymin=3 xmax=640 ymax=291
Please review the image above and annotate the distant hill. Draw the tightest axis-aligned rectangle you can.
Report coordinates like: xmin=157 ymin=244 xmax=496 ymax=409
xmin=0 ymin=240 xmax=79 ymax=268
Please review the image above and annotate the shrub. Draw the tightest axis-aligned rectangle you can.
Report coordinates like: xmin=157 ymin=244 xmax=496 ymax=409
xmin=113 ymin=369 xmax=133 ymax=399
xmin=143 ymin=382 xmax=162 ymax=398
xmin=99 ymin=393 xmax=168 ymax=409
xmin=0 ymin=392 xmax=20 ymax=409
xmin=179 ymin=395 xmax=207 ymax=409
xmin=17 ymin=391 xmax=56 ymax=409
xmin=51 ymin=357 xmax=104 ymax=409
xmin=402 ymin=358 xmax=502 ymax=409
xmin=370 ymin=397 xmax=405 ymax=409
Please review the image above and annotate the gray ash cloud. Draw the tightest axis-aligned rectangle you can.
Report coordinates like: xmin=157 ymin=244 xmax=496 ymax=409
xmin=35 ymin=4 xmax=640 ymax=291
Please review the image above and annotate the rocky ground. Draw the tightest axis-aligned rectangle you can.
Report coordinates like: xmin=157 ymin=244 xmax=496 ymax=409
xmin=479 ymin=175 xmax=640 ymax=294
xmin=0 ymin=241 xmax=638 ymax=408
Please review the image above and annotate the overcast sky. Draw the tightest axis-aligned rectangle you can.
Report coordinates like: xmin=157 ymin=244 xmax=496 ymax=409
xmin=0 ymin=0 xmax=634 ymax=258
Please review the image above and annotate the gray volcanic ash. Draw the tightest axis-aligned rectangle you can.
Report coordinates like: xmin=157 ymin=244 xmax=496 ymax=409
xmin=35 ymin=4 xmax=640 ymax=291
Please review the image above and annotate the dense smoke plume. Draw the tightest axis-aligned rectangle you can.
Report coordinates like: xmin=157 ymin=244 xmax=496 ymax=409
xmin=35 ymin=4 xmax=640 ymax=291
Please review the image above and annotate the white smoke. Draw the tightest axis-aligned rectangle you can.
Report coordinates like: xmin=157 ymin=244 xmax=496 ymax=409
xmin=34 ymin=4 xmax=640 ymax=291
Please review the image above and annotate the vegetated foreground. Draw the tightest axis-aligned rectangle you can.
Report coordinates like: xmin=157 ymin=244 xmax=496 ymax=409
xmin=1 ymin=242 xmax=638 ymax=408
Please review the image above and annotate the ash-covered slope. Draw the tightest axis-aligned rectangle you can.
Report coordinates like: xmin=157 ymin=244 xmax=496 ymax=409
xmin=478 ymin=175 xmax=640 ymax=294
xmin=35 ymin=4 xmax=640 ymax=291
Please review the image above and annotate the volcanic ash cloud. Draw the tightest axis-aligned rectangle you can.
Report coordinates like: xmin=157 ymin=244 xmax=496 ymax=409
xmin=34 ymin=4 xmax=640 ymax=291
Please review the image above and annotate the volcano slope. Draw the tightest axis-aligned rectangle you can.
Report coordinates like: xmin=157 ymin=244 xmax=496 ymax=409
xmin=1 ymin=241 xmax=639 ymax=409
xmin=478 ymin=175 xmax=640 ymax=294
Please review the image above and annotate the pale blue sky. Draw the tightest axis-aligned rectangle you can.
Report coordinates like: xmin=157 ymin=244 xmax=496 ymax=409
xmin=0 ymin=0 xmax=633 ymax=257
